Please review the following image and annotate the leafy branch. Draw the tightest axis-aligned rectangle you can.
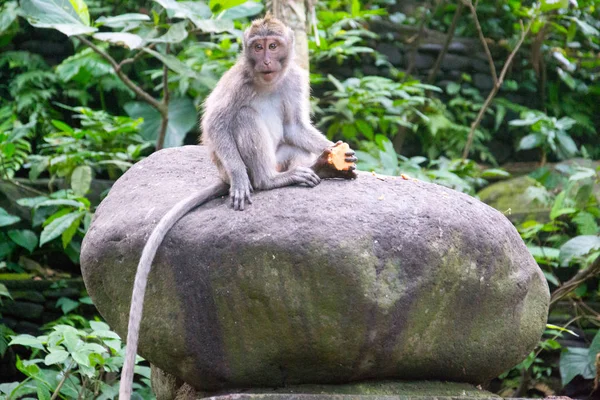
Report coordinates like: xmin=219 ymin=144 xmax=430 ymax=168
xmin=460 ymin=0 xmax=535 ymax=159
xmin=76 ymin=36 xmax=169 ymax=150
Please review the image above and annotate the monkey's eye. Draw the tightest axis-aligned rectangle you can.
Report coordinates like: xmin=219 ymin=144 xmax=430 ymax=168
xmin=269 ymin=43 xmax=277 ymax=50
xmin=255 ymin=44 xmax=263 ymax=50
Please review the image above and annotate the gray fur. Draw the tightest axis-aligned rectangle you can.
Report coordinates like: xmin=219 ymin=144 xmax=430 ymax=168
xmin=119 ymin=17 xmax=350 ymax=400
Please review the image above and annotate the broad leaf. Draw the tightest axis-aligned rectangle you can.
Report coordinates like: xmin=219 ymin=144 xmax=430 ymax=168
xmin=40 ymin=211 xmax=85 ymax=246
xmin=589 ymin=330 xmax=600 ymax=365
xmin=569 ymin=16 xmax=600 ymax=36
xmin=8 ymin=230 xmax=38 ymax=252
xmin=209 ymin=0 xmax=247 ymax=12
xmin=44 ymin=349 xmax=69 ymax=365
xmin=556 ymin=131 xmax=578 ymax=158
xmin=153 ymin=0 xmax=211 ymax=21
xmin=124 ymin=98 xmax=198 ymax=148
xmin=93 ymin=32 xmax=144 ymax=49
xmin=69 ymin=0 xmax=90 ymax=26
xmin=0 ymin=283 xmax=11 ymax=299
xmin=559 ymin=236 xmax=600 ymax=266
xmin=560 ymin=347 xmax=595 ymax=386
xmin=56 ymin=297 xmax=79 ymax=314
xmin=517 ymin=133 xmax=544 ymax=151
xmin=219 ymin=1 xmax=264 ymax=20
xmin=0 ymin=207 xmax=20 ymax=227
xmin=61 ymin=212 xmax=84 ymax=248
xmin=527 ymin=245 xmax=560 ymax=261
xmin=95 ymin=13 xmax=150 ymax=28
xmin=9 ymin=334 xmax=45 ymax=350
xmin=557 ymin=68 xmax=577 ymax=90
xmin=20 ymin=0 xmax=97 ymax=36
xmin=541 ymin=0 xmax=569 ymax=12
xmin=192 ymin=19 xmax=234 ymax=33
xmin=147 ymin=21 xmax=188 ymax=43
xmin=143 ymin=48 xmax=198 ymax=77
xmin=0 ymin=1 xmax=19 ymax=33
xmin=71 ymin=165 xmax=92 ymax=196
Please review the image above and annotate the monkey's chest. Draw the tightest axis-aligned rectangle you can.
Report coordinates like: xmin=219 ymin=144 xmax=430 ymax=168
xmin=253 ymin=94 xmax=285 ymax=145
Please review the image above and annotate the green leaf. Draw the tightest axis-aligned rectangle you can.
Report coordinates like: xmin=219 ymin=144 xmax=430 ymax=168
xmin=527 ymin=245 xmax=561 ymax=261
xmin=51 ymin=120 xmax=74 ymax=133
xmin=20 ymin=0 xmax=97 ymax=36
xmin=7 ymin=230 xmax=38 ymax=252
xmin=142 ymin=48 xmax=199 ymax=77
xmin=56 ymin=297 xmax=80 ymax=314
xmin=219 ymin=1 xmax=263 ymax=20
xmin=209 ymin=0 xmax=247 ymax=13
xmin=191 ymin=18 xmax=234 ymax=33
xmin=36 ymin=383 xmax=51 ymax=400
xmin=147 ymin=21 xmax=188 ymax=43
xmin=541 ymin=0 xmax=568 ymax=12
xmin=36 ymin=199 xmax=86 ymax=209
xmin=71 ymin=165 xmax=92 ymax=196
xmin=557 ymin=68 xmax=577 ymax=90
xmin=0 ymin=283 xmax=11 ymax=299
xmin=446 ymin=82 xmax=461 ymax=95
xmin=61 ymin=212 xmax=83 ymax=248
xmin=89 ymin=321 xmax=110 ymax=331
xmin=559 ymin=236 xmax=600 ymax=266
xmin=560 ymin=347 xmax=595 ymax=386
xmin=124 ymin=98 xmax=197 ymax=148
xmin=589 ymin=330 xmax=600 ymax=365
xmin=517 ymin=133 xmax=544 ymax=151
xmin=95 ymin=13 xmax=150 ymax=28
xmin=556 ymin=131 xmax=578 ymax=158
xmin=93 ymin=32 xmax=144 ymax=49
xmin=0 ymin=2 xmax=19 ymax=33
xmin=573 ymin=212 xmax=598 ymax=236
xmin=153 ymin=0 xmax=211 ymax=22
xmin=72 ymin=349 xmax=90 ymax=367
xmin=44 ymin=349 xmax=69 ymax=365
xmin=40 ymin=211 xmax=85 ymax=247
xmin=355 ymin=120 xmax=373 ymax=140
xmin=480 ymin=169 xmax=510 ymax=179
xmin=0 ymin=207 xmax=20 ymax=227
xmin=9 ymin=334 xmax=45 ymax=350
xmin=68 ymin=0 xmax=90 ymax=26
xmin=569 ymin=16 xmax=600 ymax=36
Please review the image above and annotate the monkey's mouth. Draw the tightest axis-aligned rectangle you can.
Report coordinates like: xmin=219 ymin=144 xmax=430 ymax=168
xmin=261 ymin=71 xmax=277 ymax=81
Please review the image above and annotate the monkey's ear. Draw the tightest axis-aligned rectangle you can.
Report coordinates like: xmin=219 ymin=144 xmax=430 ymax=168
xmin=287 ymin=27 xmax=295 ymax=45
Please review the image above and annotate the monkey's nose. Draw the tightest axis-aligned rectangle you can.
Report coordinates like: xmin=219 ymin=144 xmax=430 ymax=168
xmin=264 ymin=60 xmax=271 ymax=66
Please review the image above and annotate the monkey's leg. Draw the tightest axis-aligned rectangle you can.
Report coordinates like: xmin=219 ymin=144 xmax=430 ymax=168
xmin=233 ymin=111 xmax=321 ymax=191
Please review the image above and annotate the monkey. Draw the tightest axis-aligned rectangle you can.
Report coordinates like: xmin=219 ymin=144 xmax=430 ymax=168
xmin=118 ymin=14 xmax=357 ymax=400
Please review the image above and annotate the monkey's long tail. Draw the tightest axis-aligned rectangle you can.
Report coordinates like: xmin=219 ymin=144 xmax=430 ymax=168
xmin=119 ymin=181 xmax=229 ymax=400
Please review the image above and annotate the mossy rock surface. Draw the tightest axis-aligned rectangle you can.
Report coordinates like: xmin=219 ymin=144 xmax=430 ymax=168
xmin=81 ymin=146 xmax=549 ymax=392
xmin=476 ymin=176 xmax=549 ymax=223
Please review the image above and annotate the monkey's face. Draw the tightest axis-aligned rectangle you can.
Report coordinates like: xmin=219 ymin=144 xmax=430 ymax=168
xmin=248 ymin=36 xmax=289 ymax=86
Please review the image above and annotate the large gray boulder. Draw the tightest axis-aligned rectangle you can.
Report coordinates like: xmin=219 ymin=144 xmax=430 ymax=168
xmin=81 ymin=146 xmax=549 ymax=392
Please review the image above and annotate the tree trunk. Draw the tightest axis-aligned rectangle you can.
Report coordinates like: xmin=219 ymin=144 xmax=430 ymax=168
xmin=268 ymin=0 xmax=310 ymax=70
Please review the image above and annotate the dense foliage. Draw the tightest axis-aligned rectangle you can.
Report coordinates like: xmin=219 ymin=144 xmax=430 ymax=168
xmin=0 ymin=0 xmax=598 ymax=398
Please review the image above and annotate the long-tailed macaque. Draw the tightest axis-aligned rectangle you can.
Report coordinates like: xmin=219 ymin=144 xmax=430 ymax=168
xmin=118 ymin=14 xmax=356 ymax=400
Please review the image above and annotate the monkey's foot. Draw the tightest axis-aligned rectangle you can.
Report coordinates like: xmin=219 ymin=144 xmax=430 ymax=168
xmin=312 ymin=142 xmax=357 ymax=179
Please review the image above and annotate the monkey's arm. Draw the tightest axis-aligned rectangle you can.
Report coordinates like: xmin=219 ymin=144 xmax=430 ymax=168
xmin=208 ymin=123 xmax=253 ymax=211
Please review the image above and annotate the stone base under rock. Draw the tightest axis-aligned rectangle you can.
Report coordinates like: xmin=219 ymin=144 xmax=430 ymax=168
xmin=200 ymin=381 xmax=499 ymax=400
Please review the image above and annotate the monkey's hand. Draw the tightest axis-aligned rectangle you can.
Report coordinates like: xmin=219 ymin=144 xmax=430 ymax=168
xmin=289 ymin=166 xmax=321 ymax=187
xmin=311 ymin=141 xmax=358 ymax=179
xmin=230 ymin=176 xmax=253 ymax=211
